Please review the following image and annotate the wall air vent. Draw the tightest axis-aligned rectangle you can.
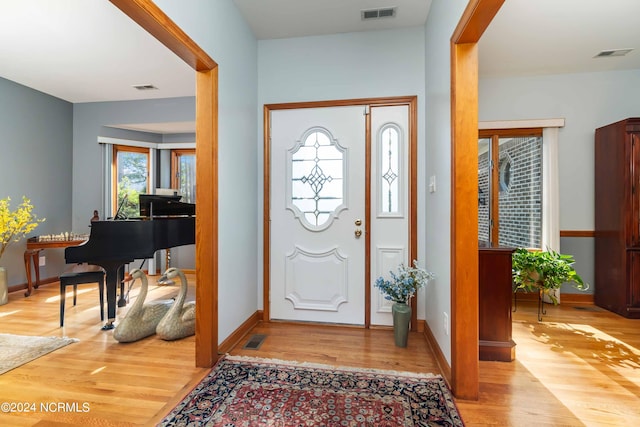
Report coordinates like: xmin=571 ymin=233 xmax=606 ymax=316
xmin=361 ymin=7 xmax=397 ymax=20
xmin=594 ymin=48 xmax=634 ymax=58
xmin=132 ymin=84 xmax=158 ymax=90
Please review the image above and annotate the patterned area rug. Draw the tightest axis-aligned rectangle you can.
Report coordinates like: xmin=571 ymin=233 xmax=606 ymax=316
xmin=160 ymin=355 xmax=464 ymax=426
xmin=0 ymin=333 xmax=78 ymax=375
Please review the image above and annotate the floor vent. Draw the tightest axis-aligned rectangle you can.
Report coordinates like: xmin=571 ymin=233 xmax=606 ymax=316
xmin=243 ymin=334 xmax=267 ymax=350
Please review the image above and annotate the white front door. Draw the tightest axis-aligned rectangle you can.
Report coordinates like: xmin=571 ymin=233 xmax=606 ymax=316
xmin=269 ymin=104 xmax=410 ymax=326
xmin=270 ymin=106 xmax=366 ymax=324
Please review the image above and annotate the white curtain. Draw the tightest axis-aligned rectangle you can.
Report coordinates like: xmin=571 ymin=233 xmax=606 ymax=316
xmin=98 ymin=138 xmax=160 ymax=273
xmin=541 ymin=126 xmax=560 ymax=302
xmin=101 ymin=142 xmax=112 ymax=219
xmin=179 ymin=154 xmax=196 ymax=203
xmin=479 ymin=120 xmax=564 ymax=301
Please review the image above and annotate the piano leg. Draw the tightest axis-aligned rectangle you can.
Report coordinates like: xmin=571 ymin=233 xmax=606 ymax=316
xmin=117 ymin=266 xmax=127 ymax=307
xmin=102 ymin=262 xmax=125 ymax=330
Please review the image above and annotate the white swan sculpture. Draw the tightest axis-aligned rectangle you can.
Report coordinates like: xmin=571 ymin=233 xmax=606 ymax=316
xmin=156 ymin=268 xmax=195 ymax=341
xmin=113 ymin=269 xmax=173 ymax=343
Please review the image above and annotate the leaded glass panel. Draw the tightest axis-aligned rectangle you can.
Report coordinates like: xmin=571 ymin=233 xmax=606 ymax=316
xmin=380 ymin=126 xmax=400 ymax=213
xmin=291 ymin=130 xmax=344 ymax=228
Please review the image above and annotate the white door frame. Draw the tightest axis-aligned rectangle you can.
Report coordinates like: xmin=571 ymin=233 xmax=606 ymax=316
xmin=263 ymin=96 xmax=418 ymax=329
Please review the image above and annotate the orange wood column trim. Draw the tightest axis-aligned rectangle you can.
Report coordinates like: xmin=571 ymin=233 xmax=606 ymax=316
xmin=195 ymin=68 xmax=219 ymax=367
xmin=453 ymin=0 xmax=505 ymax=44
xmin=110 ymin=0 xmax=219 ymax=369
xmin=409 ymin=96 xmax=419 ymax=331
xmin=109 ymin=0 xmax=216 ymax=70
xmin=365 ymin=107 xmax=372 ymax=328
xmin=263 ymin=105 xmax=272 ymax=322
xmin=450 ymin=0 xmax=504 ymax=401
xmin=450 ymin=40 xmax=480 ymax=401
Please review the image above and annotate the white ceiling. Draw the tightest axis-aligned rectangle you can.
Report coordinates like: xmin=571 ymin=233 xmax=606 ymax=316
xmin=0 ymin=0 xmax=194 ymax=105
xmin=233 ymin=0 xmax=432 ymax=40
xmin=479 ymin=0 xmax=640 ymax=78
xmin=0 ymin=0 xmax=638 ymax=132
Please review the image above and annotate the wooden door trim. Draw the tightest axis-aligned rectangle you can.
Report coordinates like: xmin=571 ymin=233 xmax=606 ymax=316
xmin=110 ymin=0 xmax=219 ymax=368
xmin=264 ymin=96 xmax=418 ymax=328
xmin=451 ymin=0 xmax=504 ymax=400
xmin=364 ymin=108 xmax=372 ymax=328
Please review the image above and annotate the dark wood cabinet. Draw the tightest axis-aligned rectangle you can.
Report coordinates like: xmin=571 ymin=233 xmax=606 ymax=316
xmin=479 ymin=242 xmax=516 ymax=361
xmin=595 ymin=118 xmax=640 ymax=318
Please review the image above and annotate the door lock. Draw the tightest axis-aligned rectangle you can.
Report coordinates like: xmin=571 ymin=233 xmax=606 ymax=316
xmin=355 ymin=219 xmax=362 ymax=226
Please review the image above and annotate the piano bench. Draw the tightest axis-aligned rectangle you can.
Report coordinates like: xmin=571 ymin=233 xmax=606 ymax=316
xmin=59 ymin=264 xmax=105 ymax=327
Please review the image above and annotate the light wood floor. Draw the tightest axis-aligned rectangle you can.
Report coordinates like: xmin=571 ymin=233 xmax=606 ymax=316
xmin=459 ymin=301 xmax=640 ymax=426
xmin=0 ymin=278 xmax=638 ymax=426
xmin=0 ymin=274 xmax=207 ymax=427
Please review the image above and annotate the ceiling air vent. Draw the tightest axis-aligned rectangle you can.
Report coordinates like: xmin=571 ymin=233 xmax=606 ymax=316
xmin=594 ymin=48 xmax=634 ymax=58
xmin=132 ymin=84 xmax=158 ymax=90
xmin=361 ymin=7 xmax=397 ymax=20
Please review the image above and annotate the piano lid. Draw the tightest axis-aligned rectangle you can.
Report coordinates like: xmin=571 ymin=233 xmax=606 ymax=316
xmin=138 ymin=193 xmax=195 ymax=217
xmin=65 ymin=216 xmax=195 ymax=264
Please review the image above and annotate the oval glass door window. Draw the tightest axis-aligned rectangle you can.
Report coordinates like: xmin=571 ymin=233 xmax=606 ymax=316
xmin=290 ymin=128 xmax=346 ymax=230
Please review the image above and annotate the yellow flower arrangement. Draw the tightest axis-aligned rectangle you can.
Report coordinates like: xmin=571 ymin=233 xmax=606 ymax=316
xmin=0 ymin=196 xmax=45 ymax=260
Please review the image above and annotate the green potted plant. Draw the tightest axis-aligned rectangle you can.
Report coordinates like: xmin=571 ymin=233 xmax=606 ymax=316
xmin=375 ymin=260 xmax=434 ymax=347
xmin=512 ymin=248 xmax=588 ymax=312
xmin=0 ymin=196 xmax=44 ymax=305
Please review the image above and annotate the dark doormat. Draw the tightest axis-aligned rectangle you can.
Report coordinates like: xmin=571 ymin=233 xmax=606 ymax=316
xmin=243 ymin=334 xmax=267 ymax=350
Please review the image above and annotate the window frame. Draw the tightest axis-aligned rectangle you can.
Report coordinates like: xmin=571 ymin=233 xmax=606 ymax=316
xmin=112 ymin=144 xmax=150 ymax=217
xmin=478 ymin=127 xmax=542 ymax=246
xmin=171 ymin=148 xmax=196 ymax=203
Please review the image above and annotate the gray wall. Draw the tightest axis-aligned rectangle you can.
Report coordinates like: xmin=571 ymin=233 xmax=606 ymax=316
xmin=480 ymin=69 xmax=640 ymax=296
xmin=73 ymin=99 xmax=197 ymax=272
xmin=257 ymin=26 xmax=427 ymax=317
xmin=480 ymin=69 xmax=640 ymax=229
xmin=560 ymin=236 xmax=594 ymax=295
xmin=423 ymin=0 xmax=469 ymax=366
xmin=0 ymin=77 xmax=73 ymax=285
xmin=153 ymin=0 xmax=259 ymax=344
xmin=72 ymin=97 xmax=196 ymax=230
xmin=3 ymin=0 xmax=258 ymax=345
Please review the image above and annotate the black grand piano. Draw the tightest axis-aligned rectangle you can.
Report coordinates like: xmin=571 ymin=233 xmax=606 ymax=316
xmin=65 ymin=194 xmax=195 ymax=330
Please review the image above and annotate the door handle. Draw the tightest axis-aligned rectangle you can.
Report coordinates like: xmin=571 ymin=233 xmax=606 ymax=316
xmin=355 ymin=228 xmax=362 ymax=238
